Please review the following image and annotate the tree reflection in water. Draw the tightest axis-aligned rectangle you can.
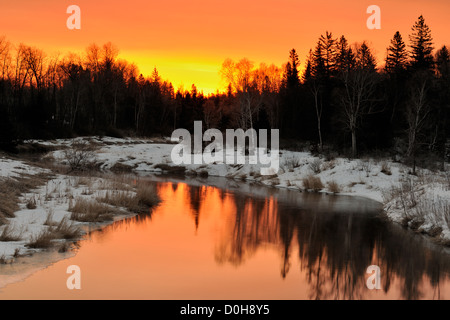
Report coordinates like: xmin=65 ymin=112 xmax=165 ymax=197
xmin=108 ymin=178 xmax=450 ymax=300
xmin=168 ymin=182 xmax=450 ymax=300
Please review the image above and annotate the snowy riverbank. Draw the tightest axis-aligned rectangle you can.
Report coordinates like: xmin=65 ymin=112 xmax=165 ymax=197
xmin=1 ymin=135 xmax=450 ymax=265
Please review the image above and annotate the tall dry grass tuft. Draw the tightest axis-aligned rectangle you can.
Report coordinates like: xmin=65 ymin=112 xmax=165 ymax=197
xmin=51 ymin=216 xmax=83 ymax=239
xmin=26 ymin=229 xmax=56 ymax=249
xmin=327 ymin=180 xmax=341 ymax=194
xmin=0 ymin=173 xmax=50 ymax=225
xmin=69 ymin=198 xmax=116 ymax=222
xmin=303 ymin=175 xmax=324 ymax=192
xmin=98 ymin=181 xmax=161 ymax=214
xmin=0 ymin=224 xmax=22 ymax=242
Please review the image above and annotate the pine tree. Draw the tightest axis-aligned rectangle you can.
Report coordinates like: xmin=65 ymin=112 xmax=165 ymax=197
xmin=318 ymin=31 xmax=337 ymax=77
xmin=356 ymin=42 xmax=377 ymax=71
xmin=435 ymin=45 xmax=450 ymax=78
xmin=335 ymin=35 xmax=355 ymax=72
xmin=302 ymin=49 xmax=313 ymax=83
xmin=409 ymin=15 xmax=434 ymax=71
xmin=312 ymin=41 xmax=326 ymax=79
xmin=385 ymin=31 xmax=408 ymax=73
xmin=286 ymin=49 xmax=300 ymax=88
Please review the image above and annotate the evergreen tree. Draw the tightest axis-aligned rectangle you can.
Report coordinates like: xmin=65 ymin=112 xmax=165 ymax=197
xmin=385 ymin=31 xmax=408 ymax=74
xmin=312 ymin=41 xmax=326 ymax=79
xmin=409 ymin=15 xmax=434 ymax=71
xmin=318 ymin=31 xmax=337 ymax=77
xmin=302 ymin=49 xmax=313 ymax=83
xmin=356 ymin=42 xmax=377 ymax=71
xmin=286 ymin=49 xmax=300 ymax=88
xmin=435 ymin=45 xmax=450 ymax=79
xmin=335 ymin=35 xmax=355 ymax=73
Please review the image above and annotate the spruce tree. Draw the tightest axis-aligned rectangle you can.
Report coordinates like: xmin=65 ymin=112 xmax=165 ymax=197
xmin=356 ymin=42 xmax=377 ymax=71
xmin=409 ymin=15 xmax=434 ymax=71
xmin=318 ymin=31 xmax=337 ymax=77
xmin=335 ymin=35 xmax=355 ymax=72
xmin=287 ymin=48 xmax=300 ymax=88
xmin=435 ymin=45 xmax=450 ymax=78
xmin=385 ymin=31 xmax=408 ymax=73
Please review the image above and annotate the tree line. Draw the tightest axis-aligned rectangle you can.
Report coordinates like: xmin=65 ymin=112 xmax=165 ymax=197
xmin=0 ymin=15 xmax=449 ymax=166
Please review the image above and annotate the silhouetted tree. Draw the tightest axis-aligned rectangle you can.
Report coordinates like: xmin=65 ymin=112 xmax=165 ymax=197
xmin=409 ymin=15 xmax=434 ymax=71
xmin=385 ymin=31 xmax=408 ymax=74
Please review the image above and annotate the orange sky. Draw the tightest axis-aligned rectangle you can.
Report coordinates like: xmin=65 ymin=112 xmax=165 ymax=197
xmin=1 ymin=0 xmax=449 ymax=94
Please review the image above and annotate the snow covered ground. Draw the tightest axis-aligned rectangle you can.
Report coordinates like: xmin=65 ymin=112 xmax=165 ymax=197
xmin=1 ymin=136 xmax=449 ymax=265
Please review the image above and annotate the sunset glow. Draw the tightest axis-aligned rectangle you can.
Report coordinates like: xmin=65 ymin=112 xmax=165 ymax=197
xmin=1 ymin=0 xmax=450 ymax=94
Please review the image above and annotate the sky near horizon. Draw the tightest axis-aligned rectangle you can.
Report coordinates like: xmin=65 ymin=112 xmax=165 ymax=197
xmin=0 ymin=0 xmax=449 ymax=94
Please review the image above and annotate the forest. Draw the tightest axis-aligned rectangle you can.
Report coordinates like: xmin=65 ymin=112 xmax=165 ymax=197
xmin=0 ymin=15 xmax=448 ymax=168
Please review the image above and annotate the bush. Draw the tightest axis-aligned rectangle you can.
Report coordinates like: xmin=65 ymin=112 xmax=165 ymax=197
xmin=380 ymin=161 xmax=392 ymax=175
xmin=309 ymin=159 xmax=322 ymax=174
xmin=63 ymin=140 xmax=97 ymax=172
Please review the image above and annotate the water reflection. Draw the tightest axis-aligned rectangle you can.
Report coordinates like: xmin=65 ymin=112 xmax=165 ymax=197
xmin=1 ymin=177 xmax=450 ymax=300
xmin=151 ymin=178 xmax=450 ymax=300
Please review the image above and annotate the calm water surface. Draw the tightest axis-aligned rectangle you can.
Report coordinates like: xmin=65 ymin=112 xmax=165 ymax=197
xmin=1 ymin=176 xmax=450 ymax=300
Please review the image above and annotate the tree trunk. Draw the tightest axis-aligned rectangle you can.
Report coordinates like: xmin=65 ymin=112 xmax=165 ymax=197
xmin=351 ymin=129 xmax=357 ymax=158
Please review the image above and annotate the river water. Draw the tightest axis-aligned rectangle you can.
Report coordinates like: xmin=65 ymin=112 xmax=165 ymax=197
xmin=1 ymin=175 xmax=450 ymax=300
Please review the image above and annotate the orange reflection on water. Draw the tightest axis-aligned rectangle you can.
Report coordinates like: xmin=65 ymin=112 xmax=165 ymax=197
xmin=0 ymin=181 xmax=450 ymax=300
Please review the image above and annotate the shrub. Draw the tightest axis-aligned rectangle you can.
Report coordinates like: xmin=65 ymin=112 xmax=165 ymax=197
xmin=283 ymin=156 xmax=301 ymax=171
xmin=309 ymin=159 xmax=322 ymax=174
xmin=380 ymin=161 xmax=392 ymax=175
xmin=359 ymin=160 xmax=372 ymax=177
xmin=63 ymin=140 xmax=97 ymax=172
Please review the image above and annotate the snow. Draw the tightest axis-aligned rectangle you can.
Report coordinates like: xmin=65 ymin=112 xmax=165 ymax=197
xmin=0 ymin=157 xmax=46 ymax=178
xmin=2 ymin=136 xmax=450 ymax=264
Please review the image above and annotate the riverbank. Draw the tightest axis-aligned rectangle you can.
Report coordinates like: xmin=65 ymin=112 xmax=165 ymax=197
xmin=1 ymin=135 xmax=449 ymax=265
xmin=0 ymin=147 xmax=160 ymax=265
xmin=52 ymin=136 xmax=447 ymax=243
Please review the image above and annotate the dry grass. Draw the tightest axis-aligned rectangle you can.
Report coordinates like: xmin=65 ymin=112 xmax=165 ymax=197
xmin=0 ymin=173 xmax=50 ymax=225
xmin=327 ymin=180 xmax=341 ymax=194
xmin=51 ymin=217 xmax=83 ymax=240
xmin=321 ymin=160 xmax=336 ymax=171
xmin=110 ymin=162 xmax=135 ymax=173
xmin=44 ymin=210 xmax=59 ymax=227
xmin=26 ymin=196 xmax=37 ymax=209
xmin=99 ymin=182 xmax=160 ymax=214
xmin=69 ymin=198 xmax=116 ymax=222
xmin=303 ymin=175 xmax=324 ymax=192
xmin=26 ymin=229 xmax=56 ymax=249
xmin=99 ymin=191 xmax=138 ymax=210
xmin=0 ymin=180 xmax=20 ymax=224
xmin=0 ymin=225 xmax=22 ymax=242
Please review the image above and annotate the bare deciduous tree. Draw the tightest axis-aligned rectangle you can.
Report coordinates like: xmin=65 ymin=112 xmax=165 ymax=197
xmin=406 ymin=73 xmax=432 ymax=174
